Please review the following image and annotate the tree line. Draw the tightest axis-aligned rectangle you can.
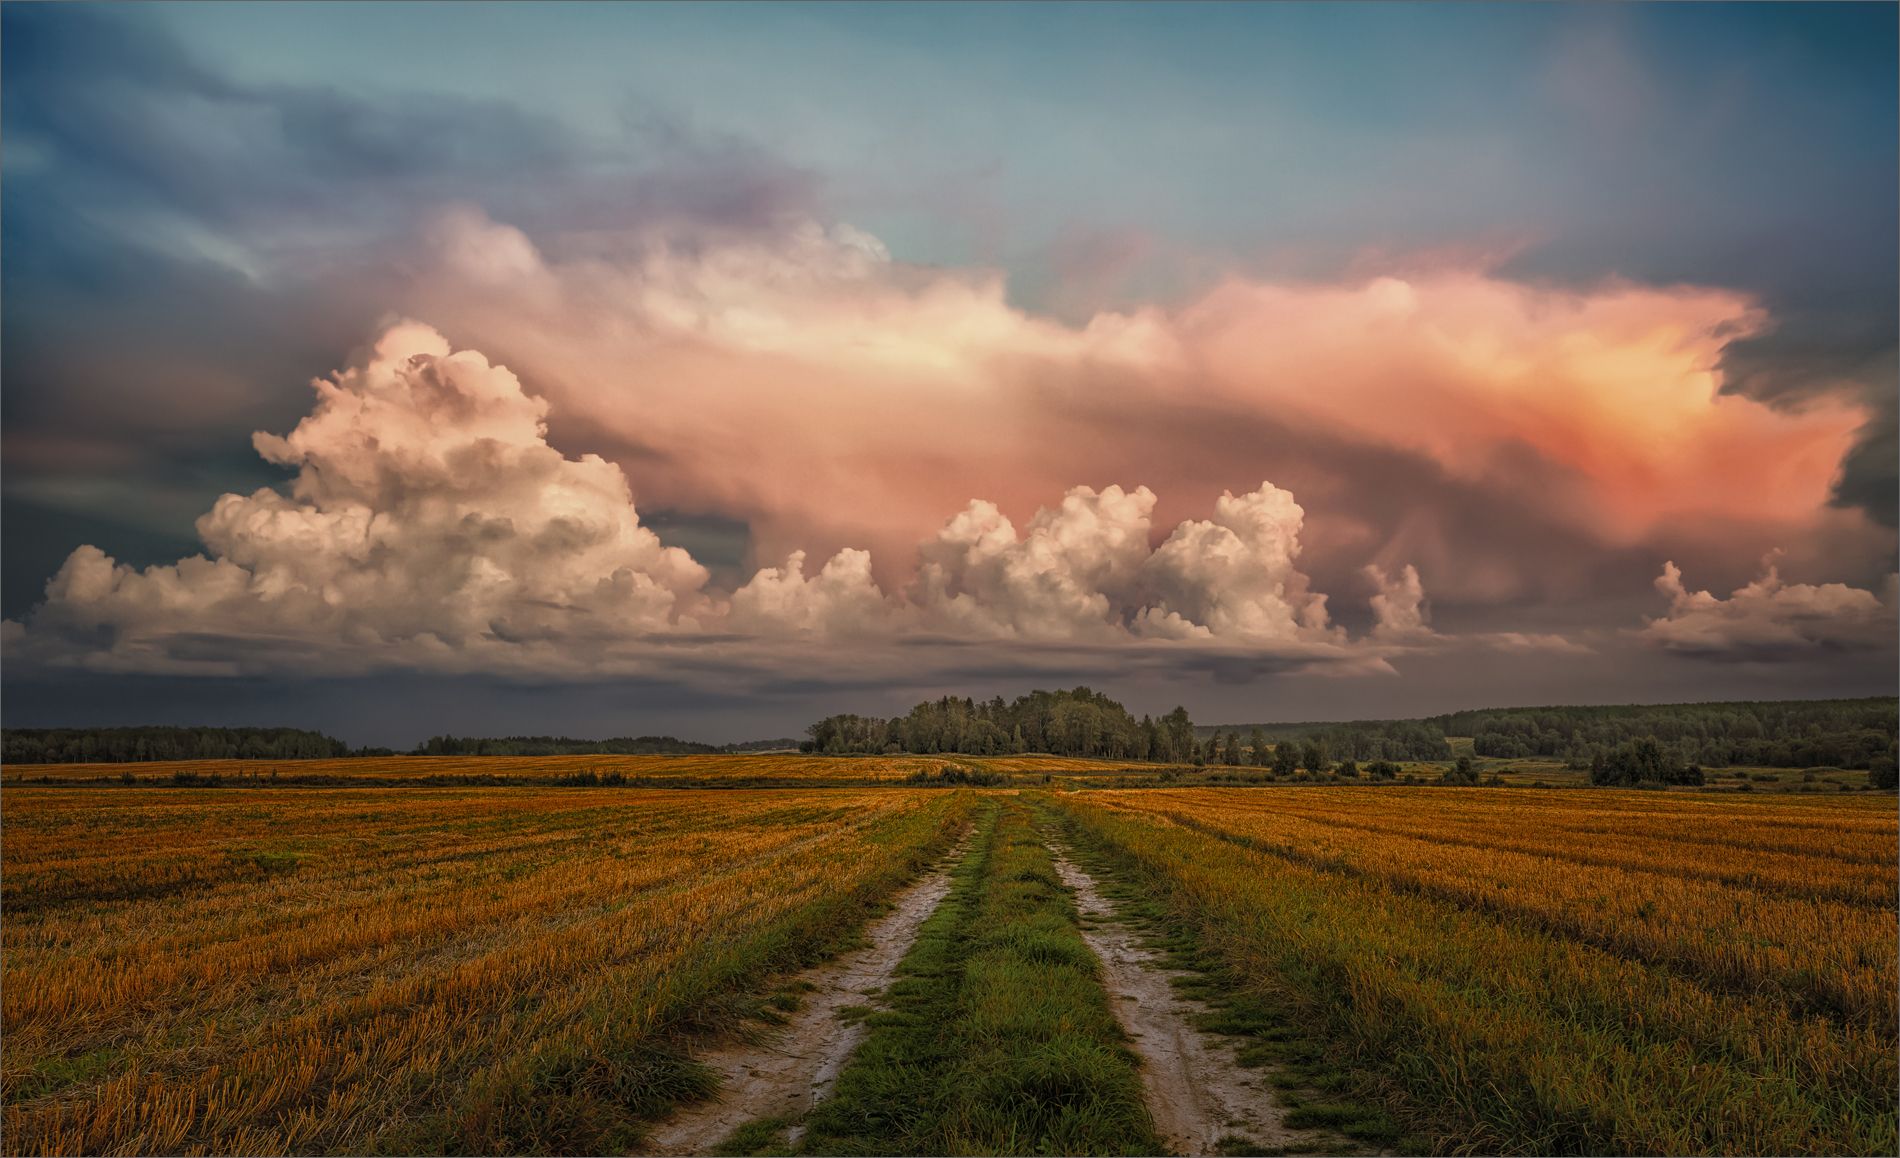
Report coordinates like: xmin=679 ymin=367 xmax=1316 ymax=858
xmin=1438 ymin=697 xmax=1897 ymax=770
xmin=2 ymin=727 xmax=743 ymax=763
xmin=415 ymin=734 xmax=724 ymax=756
xmin=1200 ymin=719 xmax=1452 ymax=763
xmin=3 ymin=727 xmax=353 ymax=765
xmin=803 ymin=687 xmax=1200 ymax=761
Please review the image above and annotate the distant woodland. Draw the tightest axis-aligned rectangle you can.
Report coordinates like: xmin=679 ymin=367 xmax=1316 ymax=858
xmin=3 ymin=727 xmax=352 ymax=765
xmin=803 ymin=687 xmax=1198 ymax=761
xmin=1441 ymin=698 xmax=1898 ymax=769
xmin=416 ymin=735 xmax=722 ymax=757
xmin=1210 ymin=697 xmax=1897 ymax=771
xmin=8 ymin=696 xmax=1893 ymax=773
xmin=1 ymin=728 xmax=755 ymax=764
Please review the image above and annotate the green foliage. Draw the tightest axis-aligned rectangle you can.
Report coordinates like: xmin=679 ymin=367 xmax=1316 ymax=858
xmin=905 ymin=764 xmax=1009 ymax=787
xmin=803 ymin=688 xmax=1195 ymax=762
xmin=1440 ymin=756 xmax=1480 ymax=786
xmin=418 ymin=734 xmax=722 ymax=756
xmin=1205 ymin=719 xmax=1452 ymax=762
xmin=1588 ymin=738 xmax=1706 ymax=787
xmin=2 ymin=726 xmax=350 ymax=764
xmin=1870 ymin=757 xmax=1898 ymax=791
xmin=1449 ymin=697 xmax=1897 ymax=769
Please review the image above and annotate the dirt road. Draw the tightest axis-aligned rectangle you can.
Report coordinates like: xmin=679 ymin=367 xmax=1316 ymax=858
xmin=640 ymin=841 xmax=967 ymax=1155
xmin=1051 ymin=846 xmax=1316 ymax=1157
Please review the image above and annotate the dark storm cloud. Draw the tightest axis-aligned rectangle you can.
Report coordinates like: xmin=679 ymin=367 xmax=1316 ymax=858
xmin=1 ymin=3 xmax=812 ymax=615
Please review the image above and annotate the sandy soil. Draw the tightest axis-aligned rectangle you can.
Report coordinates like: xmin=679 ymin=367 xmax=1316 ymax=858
xmin=640 ymin=840 xmax=968 ymax=1155
xmin=1051 ymin=846 xmax=1318 ymax=1157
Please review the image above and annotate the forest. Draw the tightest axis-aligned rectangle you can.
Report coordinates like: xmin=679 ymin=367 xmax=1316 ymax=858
xmin=415 ymin=734 xmax=724 ymax=756
xmin=802 ymin=687 xmax=1199 ymax=761
xmin=2 ymin=726 xmax=352 ymax=765
xmin=1441 ymin=697 xmax=1898 ymax=769
xmin=2 ymin=728 xmax=740 ymax=763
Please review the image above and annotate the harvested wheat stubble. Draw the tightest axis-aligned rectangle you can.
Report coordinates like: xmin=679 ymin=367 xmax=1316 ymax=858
xmin=641 ymin=835 xmax=973 ymax=1155
xmin=1 ymin=787 xmax=975 ymax=1156
xmin=1051 ymin=845 xmax=1325 ymax=1157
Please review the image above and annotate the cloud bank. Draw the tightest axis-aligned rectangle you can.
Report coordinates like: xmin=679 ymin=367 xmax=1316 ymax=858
xmin=4 ymin=323 xmax=1407 ymax=679
xmin=5 ymin=215 xmax=1890 ymax=690
xmin=1643 ymin=556 xmax=1896 ymax=659
xmin=399 ymin=210 xmax=1880 ymax=615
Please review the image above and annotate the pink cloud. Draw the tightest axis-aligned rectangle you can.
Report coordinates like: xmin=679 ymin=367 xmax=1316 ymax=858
xmin=1642 ymin=555 xmax=1895 ymax=658
xmin=399 ymin=211 xmax=1872 ymax=606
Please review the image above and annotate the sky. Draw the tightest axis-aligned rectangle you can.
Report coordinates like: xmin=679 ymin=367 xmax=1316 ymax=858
xmin=2 ymin=1 xmax=1896 ymax=746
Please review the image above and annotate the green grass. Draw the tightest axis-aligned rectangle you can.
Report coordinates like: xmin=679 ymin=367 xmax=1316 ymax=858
xmin=767 ymin=798 xmax=1158 ymax=1157
xmin=9 ymin=1047 xmax=125 ymax=1102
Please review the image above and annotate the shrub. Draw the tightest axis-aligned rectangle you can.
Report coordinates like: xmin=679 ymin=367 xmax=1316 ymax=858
xmin=1870 ymin=757 xmax=1897 ymax=791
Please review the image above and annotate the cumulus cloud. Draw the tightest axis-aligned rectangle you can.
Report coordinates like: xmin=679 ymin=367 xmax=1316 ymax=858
xmin=6 ymin=323 xmax=1430 ymax=679
xmin=1479 ymin=632 xmax=1595 ymax=656
xmin=14 ymin=324 xmax=711 ymax=674
xmin=911 ymin=484 xmax=1158 ymax=640
xmin=390 ymin=210 xmax=1882 ymax=616
xmin=1134 ymin=485 xmax=1336 ymax=642
xmin=902 ymin=481 xmax=1340 ymax=644
xmin=1641 ymin=555 xmax=1896 ymax=658
xmin=728 ymin=548 xmax=892 ymax=638
xmin=8 ymin=316 xmax=1888 ymax=688
xmin=1365 ymin=563 xmax=1431 ymax=640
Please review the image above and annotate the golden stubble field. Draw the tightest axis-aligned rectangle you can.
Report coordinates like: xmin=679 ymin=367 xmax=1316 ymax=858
xmin=1 ymin=784 xmax=975 ymax=1154
xmin=2 ymin=761 xmax=1894 ymax=1156
xmin=1052 ymin=786 xmax=1900 ymax=1154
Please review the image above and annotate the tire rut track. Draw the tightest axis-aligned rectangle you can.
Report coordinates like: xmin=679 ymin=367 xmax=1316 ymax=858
xmin=639 ymin=835 xmax=971 ymax=1155
xmin=1049 ymin=844 xmax=1337 ymax=1157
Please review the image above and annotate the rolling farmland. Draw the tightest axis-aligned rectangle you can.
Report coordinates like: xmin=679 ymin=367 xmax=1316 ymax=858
xmin=1 ymin=785 xmax=973 ymax=1154
xmin=1050 ymin=788 xmax=1899 ymax=1155
xmin=1 ymin=762 xmax=1894 ymax=1155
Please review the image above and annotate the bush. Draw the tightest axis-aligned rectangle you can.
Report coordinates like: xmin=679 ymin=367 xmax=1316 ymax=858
xmin=1440 ymin=756 xmax=1481 ymax=786
xmin=1870 ymin=757 xmax=1897 ymax=791
xmin=905 ymin=764 xmax=1008 ymax=787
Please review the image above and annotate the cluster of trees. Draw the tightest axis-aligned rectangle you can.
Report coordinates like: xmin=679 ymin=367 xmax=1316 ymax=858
xmin=1200 ymin=719 xmax=1453 ymax=762
xmin=803 ymin=688 xmax=1199 ymax=761
xmin=1588 ymin=738 xmax=1706 ymax=787
xmin=2 ymin=727 xmax=352 ymax=764
xmin=1439 ymin=698 xmax=1897 ymax=770
xmin=1198 ymin=730 xmax=1333 ymax=772
xmin=416 ymin=734 xmax=723 ymax=756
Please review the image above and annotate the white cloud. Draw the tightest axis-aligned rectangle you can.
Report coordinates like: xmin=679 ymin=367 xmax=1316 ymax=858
xmin=1134 ymin=484 xmax=1336 ymax=642
xmin=14 ymin=323 xmax=709 ymax=674
xmin=1479 ymin=631 xmax=1595 ymax=656
xmin=1642 ymin=555 xmax=1896 ymax=657
xmin=729 ymin=548 xmax=893 ymax=638
xmin=1365 ymin=563 xmax=1431 ymax=640
xmin=911 ymin=484 xmax=1157 ymax=639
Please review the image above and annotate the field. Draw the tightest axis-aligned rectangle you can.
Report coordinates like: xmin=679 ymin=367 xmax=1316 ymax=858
xmin=0 ymin=753 xmax=1148 ymax=788
xmin=1 ymin=759 xmax=1894 ymax=1156
xmin=1049 ymin=788 xmax=1899 ymax=1155
xmin=0 ymin=785 xmax=973 ymax=1154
